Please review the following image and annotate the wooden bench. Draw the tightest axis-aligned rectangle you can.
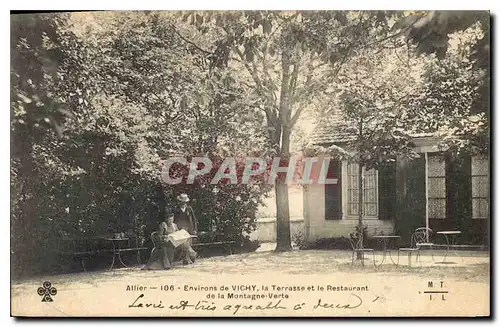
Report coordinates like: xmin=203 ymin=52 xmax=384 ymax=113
xmin=192 ymin=240 xmax=238 ymax=256
xmin=59 ymin=237 xmax=99 ymax=272
xmin=192 ymin=231 xmax=241 ymax=257
xmin=149 ymin=230 xmax=240 ymax=259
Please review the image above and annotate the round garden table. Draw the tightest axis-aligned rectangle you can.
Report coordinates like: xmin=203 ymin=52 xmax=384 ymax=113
xmin=373 ymin=235 xmax=400 ymax=266
xmin=104 ymin=238 xmax=130 ymax=271
xmin=436 ymin=231 xmax=462 ymax=264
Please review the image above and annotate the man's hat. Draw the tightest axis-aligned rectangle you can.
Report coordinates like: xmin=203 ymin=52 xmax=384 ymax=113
xmin=176 ymin=193 xmax=190 ymax=202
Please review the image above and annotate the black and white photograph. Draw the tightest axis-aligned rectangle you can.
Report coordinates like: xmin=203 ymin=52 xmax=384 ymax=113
xmin=10 ymin=9 xmax=490 ymax=317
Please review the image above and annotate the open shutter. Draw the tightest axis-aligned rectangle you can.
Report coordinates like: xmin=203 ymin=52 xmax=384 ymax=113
xmin=378 ymin=161 xmax=396 ymax=220
xmin=446 ymin=154 xmax=471 ymax=223
xmin=325 ymin=159 xmax=342 ymax=220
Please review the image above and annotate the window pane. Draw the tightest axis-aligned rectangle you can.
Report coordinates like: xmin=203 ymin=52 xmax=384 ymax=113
xmin=429 ymin=198 xmax=446 ymax=219
xmin=480 ymin=199 xmax=489 ymax=218
xmin=428 ymin=177 xmax=446 ymax=198
xmin=472 ymin=199 xmax=489 ymax=219
xmin=350 ymin=203 xmax=358 ymax=215
xmin=472 ymin=176 xmax=488 ymax=198
xmin=364 ymin=170 xmax=377 ymax=201
xmin=348 ymin=163 xmax=358 ymax=174
xmin=365 ymin=175 xmax=371 ymax=188
xmin=365 ymin=203 xmax=377 ymax=216
xmin=351 ymin=190 xmax=358 ymax=202
xmin=428 ymin=156 xmax=445 ymax=177
xmin=366 ymin=169 xmax=376 ymax=177
xmin=347 ymin=163 xmax=378 ymax=217
xmin=471 ymin=156 xmax=488 ymax=176
xmin=351 ymin=176 xmax=358 ymax=189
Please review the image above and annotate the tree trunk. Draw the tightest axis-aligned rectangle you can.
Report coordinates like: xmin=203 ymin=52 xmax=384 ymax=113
xmin=357 ymin=162 xmax=364 ymax=259
xmin=275 ymin=127 xmax=293 ymax=252
xmin=358 ymin=163 xmax=363 ymax=228
xmin=274 ymin=49 xmax=293 ymax=252
xmin=275 ymin=177 xmax=292 ymax=251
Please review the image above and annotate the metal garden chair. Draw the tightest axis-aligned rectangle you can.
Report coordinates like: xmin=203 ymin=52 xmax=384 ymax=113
xmin=397 ymin=227 xmax=435 ymax=267
xmin=349 ymin=231 xmax=375 ymax=267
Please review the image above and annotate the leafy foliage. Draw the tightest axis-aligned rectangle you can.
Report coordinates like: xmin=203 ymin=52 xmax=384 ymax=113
xmin=395 ymin=11 xmax=490 ymax=147
xmin=415 ymin=29 xmax=489 ymax=155
xmin=327 ymin=42 xmax=426 ymax=170
xmin=307 ymin=18 xmax=488 ymax=228
xmin=11 ymin=13 xmax=100 ymax=276
xmin=10 ymin=12 xmax=271 ymax=277
xmin=178 ymin=11 xmax=398 ymax=250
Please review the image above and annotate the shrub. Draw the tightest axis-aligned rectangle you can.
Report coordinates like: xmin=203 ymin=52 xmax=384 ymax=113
xmin=161 ymin=155 xmax=272 ymax=244
xmin=301 ymin=237 xmax=350 ymax=250
xmin=292 ymin=230 xmax=305 ymax=249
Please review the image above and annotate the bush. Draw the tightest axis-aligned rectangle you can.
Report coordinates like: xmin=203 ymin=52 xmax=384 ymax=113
xmin=292 ymin=230 xmax=305 ymax=249
xmin=242 ymin=239 xmax=261 ymax=252
xmin=161 ymin=156 xmax=272 ymax=243
xmin=300 ymin=237 xmax=350 ymax=250
xmin=193 ymin=239 xmax=261 ymax=258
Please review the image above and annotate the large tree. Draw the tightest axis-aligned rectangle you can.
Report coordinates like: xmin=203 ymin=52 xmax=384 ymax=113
xmin=178 ymin=11 xmax=395 ymax=251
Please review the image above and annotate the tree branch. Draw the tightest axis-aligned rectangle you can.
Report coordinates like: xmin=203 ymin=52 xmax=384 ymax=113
xmin=278 ymin=50 xmax=292 ymax=128
xmin=289 ymin=53 xmax=317 ymax=127
xmin=289 ymin=61 xmax=300 ymax=97
xmin=234 ymin=47 xmax=264 ymax=92
xmin=260 ymin=42 xmax=279 ymax=105
xmin=170 ymin=24 xmax=214 ymax=55
xmin=363 ymin=16 xmax=421 ymax=48
xmin=233 ymin=46 xmax=278 ymax=124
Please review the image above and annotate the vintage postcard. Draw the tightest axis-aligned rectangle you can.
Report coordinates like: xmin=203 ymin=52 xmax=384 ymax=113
xmin=10 ymin=10 xmax=490 ymax=317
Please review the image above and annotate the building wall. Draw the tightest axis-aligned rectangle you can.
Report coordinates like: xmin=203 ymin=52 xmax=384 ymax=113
xmin=250 ymin=217 xmax=305 ymax=242
xmin=304 ymin=183 xmax=394 ymax=242
xmin=303 ymin=142 xmax=489 ymax=245
xmin=250 ymin=185 xmax=305 ymax=242
xmin=251 ymin=138 xmax=489 ymax=244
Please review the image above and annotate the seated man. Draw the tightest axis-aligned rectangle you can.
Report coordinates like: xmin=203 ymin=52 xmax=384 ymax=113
xmin=173 ymin=193 xmax=198 ymax=263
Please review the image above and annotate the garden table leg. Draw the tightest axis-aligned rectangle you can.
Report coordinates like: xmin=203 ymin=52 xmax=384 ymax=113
xmin=387 ymin=240 xmax=398 ymax=265
xmin=375 ymin=239 xmax=387 ymax=267
xmin=443 ymin=234 xmax=450 ymax=263
xmin=136 ymin=248 xmax=141 ymax=265
xmin=118 ymin=250 xmax=128 ymax=268
xmin=108 ymin=241 xmax=116 ymax=271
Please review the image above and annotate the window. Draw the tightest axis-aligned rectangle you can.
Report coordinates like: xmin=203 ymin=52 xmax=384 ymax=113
xmin=347 ymin=163 xmax=378 ymax=217
xmin=471 ymin=155 xmax=489 ymax=219
xmin=427 ymin=154 xmax=446 ymax=219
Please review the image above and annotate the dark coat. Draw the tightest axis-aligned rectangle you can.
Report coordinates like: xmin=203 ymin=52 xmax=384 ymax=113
xmin=173 ymin=205 xmax=198 ymax=234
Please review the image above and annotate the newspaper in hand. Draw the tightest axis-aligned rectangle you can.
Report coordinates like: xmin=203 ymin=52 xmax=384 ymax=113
xmin=167 ymin=229 xmax=193 ymax=248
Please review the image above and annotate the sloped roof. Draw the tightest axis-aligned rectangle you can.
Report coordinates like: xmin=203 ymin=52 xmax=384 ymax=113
xmin=311 ymin=111 xmax=438 ymax=146
xmin=312 ymin=123 xmax=354 ymax=145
